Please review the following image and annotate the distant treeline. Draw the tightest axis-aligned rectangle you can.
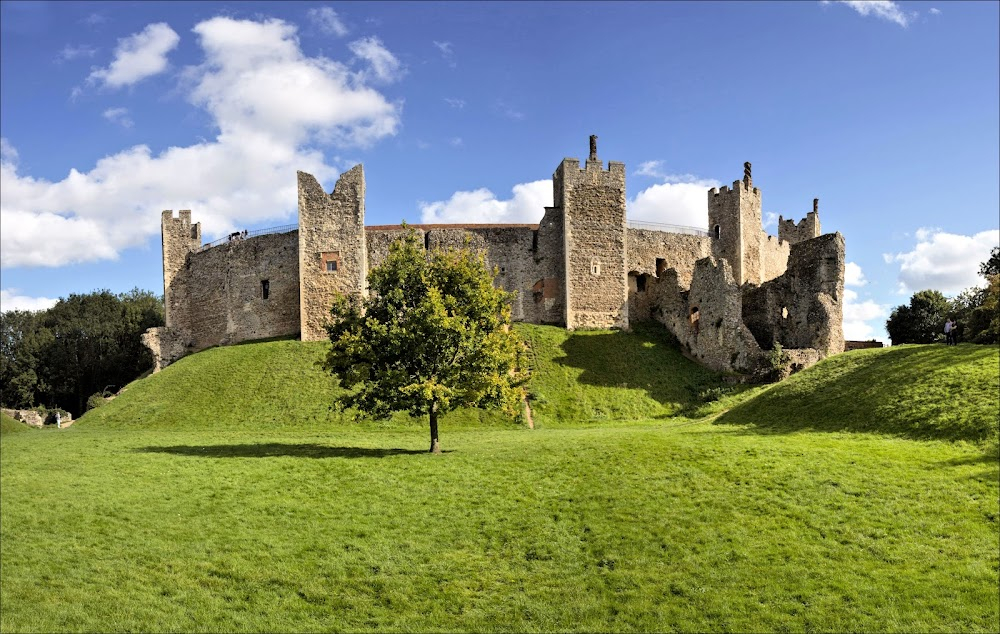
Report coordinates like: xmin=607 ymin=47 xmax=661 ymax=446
xmin=886 ymin=246 xmax=999 ymax=345
xmin=0 ymin=289 xmax=164 ymax=417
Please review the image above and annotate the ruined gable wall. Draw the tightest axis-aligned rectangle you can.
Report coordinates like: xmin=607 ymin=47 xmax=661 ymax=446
xmin=561 ymin=158 xmax=628 ymax=329
xmin=742 ymin=232 xmax=845 ymax=356
xmin=298 ymin=167 xmax=367 ymax=341
xmin=168 ymin=231 xmax=300 ymax=350
xmin=649 ymin=257 xmax=762 ymax=373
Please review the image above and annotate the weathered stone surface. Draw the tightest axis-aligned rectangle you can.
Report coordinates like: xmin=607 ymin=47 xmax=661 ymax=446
xmin=141 ymin=326 xmax=195 ymax=372
xmin=560 ymin=158 xmax=628 ymax=329
xmin=298 ymin=166 xmax=367 ymax=341
xmin=165 ymin=231 xmax=300 ymax=350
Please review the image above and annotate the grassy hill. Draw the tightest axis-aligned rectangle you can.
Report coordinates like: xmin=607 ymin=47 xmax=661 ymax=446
xmin=1 ymin=412 xmax=33 ymax=435
xmin=3 ymin=326 xmax=998 ymax=632
xmin=78 ymin=323 xmax=730 ymax=432
xmin=717 ymin=343 xmax=999 ymax=444
xmin=80 ymin=324 xmax=998 ymax=445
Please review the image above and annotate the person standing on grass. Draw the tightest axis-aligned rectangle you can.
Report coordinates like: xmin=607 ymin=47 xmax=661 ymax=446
xmin=944 ymin=318 xmax=955 ymax=345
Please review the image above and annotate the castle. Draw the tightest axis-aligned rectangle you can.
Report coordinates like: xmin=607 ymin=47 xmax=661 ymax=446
xmin=143 ymin=137 xmax=845 ymax=377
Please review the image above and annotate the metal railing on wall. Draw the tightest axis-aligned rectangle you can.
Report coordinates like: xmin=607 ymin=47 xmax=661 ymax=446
xmin=198 ymin=224 xmax=298 ymax=252
xmin=626 ymin=220 xmax=710 ymax=237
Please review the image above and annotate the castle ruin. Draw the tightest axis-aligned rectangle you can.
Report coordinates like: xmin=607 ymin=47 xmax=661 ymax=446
xmin=144 ymin=137 xmax=845 ymax=377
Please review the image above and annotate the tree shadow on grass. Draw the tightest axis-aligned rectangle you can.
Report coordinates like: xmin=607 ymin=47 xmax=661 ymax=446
xmin=136 ymin=444 xmax=448 ymax=459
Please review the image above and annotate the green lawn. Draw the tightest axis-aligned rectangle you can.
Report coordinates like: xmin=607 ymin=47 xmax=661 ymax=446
xmin=2 ymin=329 xmax=998 ymax=632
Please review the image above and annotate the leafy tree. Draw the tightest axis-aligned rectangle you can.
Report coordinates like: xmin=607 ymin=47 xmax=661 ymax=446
xmin=324 ymin=232 xmax=527 ymax=453
xmin=950 ymin=246 xmax=1000 ymax=345
xmin=979 ymin=246 xmax=1000 ymax=279
xmin=0 ymin=289 xmax=163 ymax=415
xmin=886 ymin=289 xmax=951 ymax=345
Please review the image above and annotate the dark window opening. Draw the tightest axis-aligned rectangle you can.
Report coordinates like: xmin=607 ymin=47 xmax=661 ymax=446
xmin=655 ymin=258 xmax=667 ymax=277
xmin=636 ymin=275 xmax=647 ymax=292
xmin=261 ymin=280 xmax=270 ymax=300
xmin=424 ymin=232 xmax=430 ymax=250
xmin=714 ymin=224 xmax=721 ymax=239
xmin=326 ymin=261 xmax=338 ymax=272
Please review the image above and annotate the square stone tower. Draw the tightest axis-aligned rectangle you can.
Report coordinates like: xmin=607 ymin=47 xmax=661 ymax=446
xmin=297 ymin=166 xmax=368 ymax=341
xmin=557 ymin=136 xmax=628 ymax=329
xmin=708 ymin=162 xmax=763 ymax=286
xmin=160 ymin=210 xmax=201 ymax=328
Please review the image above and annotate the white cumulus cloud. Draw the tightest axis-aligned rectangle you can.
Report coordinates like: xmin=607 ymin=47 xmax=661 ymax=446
xmin=419 ymin=180 xmax=552 ymax=225
xmin=842 ymin=287 xmax=890 ymax=341
xmin=824 ymin=1 xmax=913 ymax=28
xmin=845 ymin=261 xmax=867 ymax=286
xmin=0 ymin=289 xmax=59 ymax=313
xmin=628 ymin=163 xmax=720 ymax=230
xmin=308 ymin=7 xmax=348 ymax=37
xmin=886 ymin=228 xmax=1000 ymax=296
xmin=88 ymin=22 xmax=180 ymax=88
xmin=2 ymin=16 xmax=401 ymax=269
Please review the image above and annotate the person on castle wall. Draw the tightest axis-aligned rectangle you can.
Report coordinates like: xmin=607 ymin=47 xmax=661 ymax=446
xmin=944 ymin=318 xmax=955 ymax=345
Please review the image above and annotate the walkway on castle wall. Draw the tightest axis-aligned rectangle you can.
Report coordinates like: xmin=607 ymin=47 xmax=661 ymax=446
xmin=195 ymin=219 xmax=710 ymax=252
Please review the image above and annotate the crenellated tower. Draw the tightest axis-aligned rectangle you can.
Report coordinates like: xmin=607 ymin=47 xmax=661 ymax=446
xmin=778 ymin=197 xmax=822 ymax=245
xmin=558 ymin=135 xmax=628 ymax=329
xmin=297 ymin=165 xmax=368 ymax=341
xmin=707 ymin=162 xmax=763 ymax=285
xmin=160 ymin=210 xmax=201 ymax=327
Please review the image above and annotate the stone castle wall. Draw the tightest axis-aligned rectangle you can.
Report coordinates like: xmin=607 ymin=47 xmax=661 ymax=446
xmin=151 ymin=138 xmax=846 ymax=379
xmin=166 ymin=231 xmax=300 ymax=350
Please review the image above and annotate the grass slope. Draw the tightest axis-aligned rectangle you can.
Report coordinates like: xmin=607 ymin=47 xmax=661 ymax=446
xmin=1 ymin=412 xmax=33 ymax=435
xmin=79 ymin=324 xmax=729 ymax=432
xmin=717 ymin=343 xmax=1000 ymax=444
xmin=4 ymin=329 xmax=998 ymax=631
xmin=1 ymin=425 xmax=996 ymax=632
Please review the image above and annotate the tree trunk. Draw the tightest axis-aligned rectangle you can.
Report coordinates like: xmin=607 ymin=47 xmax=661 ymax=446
xmin=429 ymin=401 xmax=441 ymax=454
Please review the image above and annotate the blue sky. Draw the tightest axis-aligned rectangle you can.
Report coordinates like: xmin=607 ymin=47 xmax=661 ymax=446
xmin=2 ymin=0 xmax=997 ymax=342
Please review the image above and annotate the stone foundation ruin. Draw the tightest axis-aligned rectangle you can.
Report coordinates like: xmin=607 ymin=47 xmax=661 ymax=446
xmin=146 ymin=137 xmax=845 ymax=379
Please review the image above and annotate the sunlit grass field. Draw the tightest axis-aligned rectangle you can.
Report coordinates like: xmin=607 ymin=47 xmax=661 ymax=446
xmin=2 ymin=326 xmax=997 ymax=632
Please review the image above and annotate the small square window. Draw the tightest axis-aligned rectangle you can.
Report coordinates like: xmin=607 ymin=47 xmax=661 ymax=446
xmin=321 ymin=251 xmax=340 ymax=273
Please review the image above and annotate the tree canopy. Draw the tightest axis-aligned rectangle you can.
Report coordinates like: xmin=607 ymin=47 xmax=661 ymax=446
xmin=324 ymin=232 xmax=527 ymax=453
xmin=0 ymin=289 xmax=163 ymax=415
xmin=885 ymin=289 xmax=950 ymax=345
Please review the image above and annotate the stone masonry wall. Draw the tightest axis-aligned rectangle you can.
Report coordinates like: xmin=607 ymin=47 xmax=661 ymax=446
xmin=741 ymin=233 xmax=845 ymax=356
xmin=298 ymin=167 xmax=367 ymax=341
xmin=561 ymin=158 xmax=628 ymax=329
xmin=760 ymin=233 xmax=791 ymax=283
xmin=627 ymin=229 xmax=712 ymax=288
xmin=161 ymin=210 xmax=201 ymax=328
xmin=778 ymin=209 xmax=821 ymax=244
xmin=365 ymin=215 xmax=565 ymax=325
xmin=167 ymin=231 xmax=300 ymax=350
xmin=649 ymin=257 xmax=763 ymax=373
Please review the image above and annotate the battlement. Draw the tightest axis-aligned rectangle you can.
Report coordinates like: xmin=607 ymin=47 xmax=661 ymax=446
xmin=777 ymin=203 xmax=821 ymax=245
